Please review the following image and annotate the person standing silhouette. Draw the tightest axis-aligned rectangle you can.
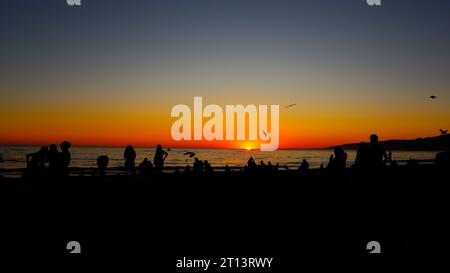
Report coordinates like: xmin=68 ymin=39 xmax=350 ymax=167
xmin=153 ymin=144 xmax=168 ymax=173
xmin=204 ymin=160 xmax=213 ymax=174
xmin=354 ymin=142 xmax=369 ymax=169
xmin=368 ymin=134 xmax=387 ymax=168
xmin=124 ymin=145 xmax=137 ymax=175
xmin=60 ymin=141 xmax=71 ymax=176
xmin=47 ymin=144 xmax=63 ymax=176
xmin=247 ymin=156 xmax=257 ymax=171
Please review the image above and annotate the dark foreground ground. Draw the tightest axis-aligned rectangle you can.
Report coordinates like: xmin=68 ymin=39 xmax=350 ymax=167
xmin=0 ymin=165 xmax=448 ymax=269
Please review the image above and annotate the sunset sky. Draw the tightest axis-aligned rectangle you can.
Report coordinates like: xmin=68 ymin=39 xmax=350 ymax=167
xmin=1 ymin=0 xmax=449 ymax=149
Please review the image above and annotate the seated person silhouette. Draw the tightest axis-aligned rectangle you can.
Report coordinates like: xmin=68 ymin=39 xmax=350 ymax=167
xmin=184 ymin=164 xmax=191 ymax=174
xmin=124 ymin=145 xmax=137 ymax=175
xmin=153 ymin=144 xmax=168 ymax=173
xmin=193 ymin=157 xmax=204 ymax=174
xmin=139 ymin=158 xmax=153 ymax=176
xmin=299 ymin=159 xmax=309 ymax=171
xmin=204 ymin=160 xmax=213 ymax=174
xmin=327 ymin=147 xmax=347 ymax=170
xmin=97 ymin=155 xmax=109 ymax=177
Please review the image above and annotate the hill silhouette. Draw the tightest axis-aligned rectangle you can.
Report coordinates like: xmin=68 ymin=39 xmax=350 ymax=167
xmin=329 ymin=134 xmax=450 ymax=151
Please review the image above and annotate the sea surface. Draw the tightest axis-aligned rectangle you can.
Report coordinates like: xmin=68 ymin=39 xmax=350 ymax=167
xmin=0 ymin=146 xmax=438 ymax=177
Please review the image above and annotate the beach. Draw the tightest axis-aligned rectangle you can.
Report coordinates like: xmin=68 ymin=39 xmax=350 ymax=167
xmin=1 ymin=163 xmax=447 ymax=261
xmin=0 ymin=146 xmax=438 ymax=178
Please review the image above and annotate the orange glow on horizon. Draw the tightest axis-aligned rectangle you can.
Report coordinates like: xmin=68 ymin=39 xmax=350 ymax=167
xmin=1 ymin=99 xmax=449 ymax=149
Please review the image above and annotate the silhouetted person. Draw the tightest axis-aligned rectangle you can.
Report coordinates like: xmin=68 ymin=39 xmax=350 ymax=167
xmin=368 ymin=134 xmax=387 ymax=168
xmin=259 ymin=160 xmax=266 ymax=168
xmin=267 ymin=161 xmax=273 ymax=172
xmin=124 ymin=145 xmax=137 ymax=175
xmin=60 ymin=141 xmax=71 ymax=176
xmin=154 ymin=144 xmax=168 ymax=173
xmin=204 ymin=160 xmax=213 ymax=174
xmin=0 ymin=155 xmax=3 ymax=179
xmin=193 ymin=157 xmax=204 ymax=174
xmin=247 ymin=157 xmax=257 ymax=171
xmin=139 ymin=158 xmax=153 ymax=177
xmin=334 ymin=147 xmax=347 ymax=170
xmin=328 ymin=147 xmax=347 ymax=170
xmin=435 ymin=151 xmax=450 ymax=167
xmin=26 ymin=146 xmax=48 ymax=176
xmin=326 ymin=154 xmax=334 ymax=169
xmin=47 ymin=144 xmax=63 ymax=176
xmin=299 ymin=159 xmax=309 ymax=171
xmin=97 ymin=155 xmax=109 ymax=177
xmin=354 ymin=142 xmax=369 ymax=169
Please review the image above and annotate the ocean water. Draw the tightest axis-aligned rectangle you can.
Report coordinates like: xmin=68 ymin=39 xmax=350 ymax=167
xmin=0 ymin=146 xmax=438 ymax=173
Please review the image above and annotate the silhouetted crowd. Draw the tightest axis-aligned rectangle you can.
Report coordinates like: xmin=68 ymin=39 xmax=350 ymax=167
xmin=96 ymin=144 xmax=169 ymax=177
xmin=24 ymin=141 xmax=71 ymax=178
xmin=17 ymin=134 xmax=450 ymax=179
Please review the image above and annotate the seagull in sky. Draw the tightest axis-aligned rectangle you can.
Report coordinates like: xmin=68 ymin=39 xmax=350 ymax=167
xmin=285 ymin=103 xmax=297 ymax=108
xmin=262 ymin=130 xmax=268 ymax=138
xmin=440 ymin=129 xmax=448 ymax=135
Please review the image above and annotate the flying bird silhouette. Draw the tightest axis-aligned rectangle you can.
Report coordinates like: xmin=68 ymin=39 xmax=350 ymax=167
xmin=440 ymin=129 xmax=448 ymax=135
xmin=429 ymin=95 xmax=438 ymax=99
xmin=285 ymin=104 xmax=296 ymax=108
xmin=183 ymin=152 xmax=196 ymax=158
xmin=262 ymin=130 xmax=268 ymax=138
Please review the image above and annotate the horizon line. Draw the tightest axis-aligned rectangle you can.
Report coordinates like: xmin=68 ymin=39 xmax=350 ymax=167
xmin=0 ymin=143 xmax=329 ymax=150
xmin=0 ymin=134 xmax=444 ymax=150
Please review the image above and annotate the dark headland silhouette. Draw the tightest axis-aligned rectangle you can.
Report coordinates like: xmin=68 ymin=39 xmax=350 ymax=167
xmin=329 ymin=134 xmax=450 ymax=151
